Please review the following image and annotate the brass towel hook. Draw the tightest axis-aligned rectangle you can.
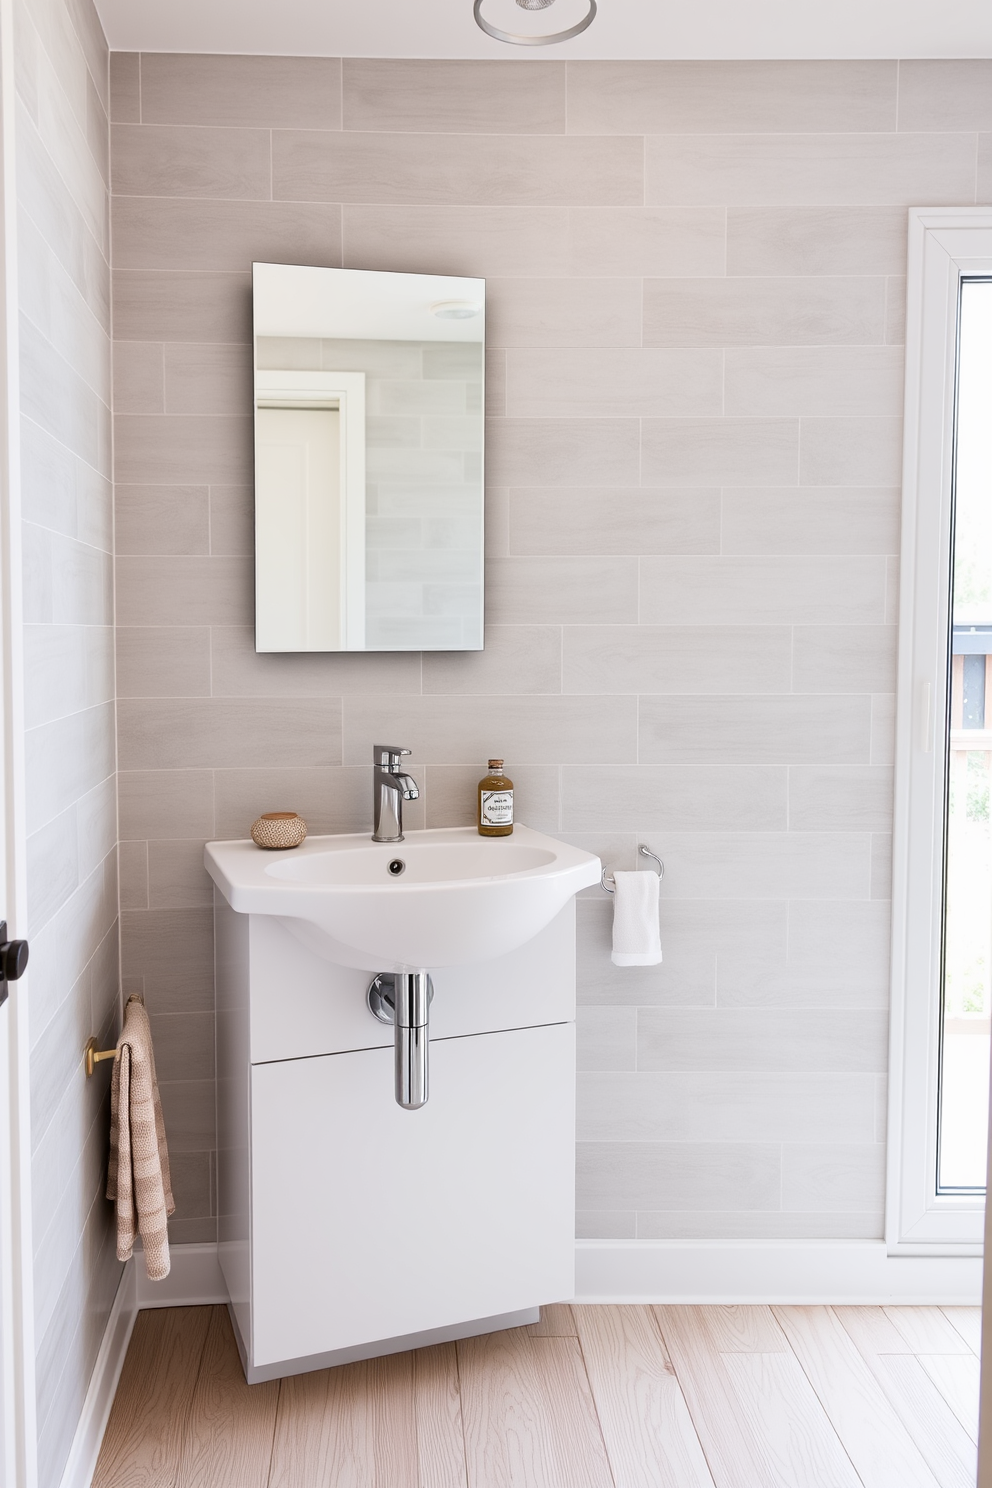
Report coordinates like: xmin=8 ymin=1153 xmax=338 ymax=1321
xmin=84 ymin=1037 xmax=116 ymax=1077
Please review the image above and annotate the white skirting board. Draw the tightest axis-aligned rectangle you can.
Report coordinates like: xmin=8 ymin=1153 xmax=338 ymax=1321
xmin=575 ymin=1239 xmax=984 ymax=1305
xmin=59 ymin=1236 xmax=983 ymax=1487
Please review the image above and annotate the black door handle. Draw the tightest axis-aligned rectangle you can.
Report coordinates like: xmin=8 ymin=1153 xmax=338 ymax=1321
xmin=0 ymin=920 xmax=28 ymax=1008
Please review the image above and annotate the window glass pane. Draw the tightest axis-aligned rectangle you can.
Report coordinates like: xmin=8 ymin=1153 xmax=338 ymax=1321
xmin=940 ymin=278 xmax=992 ymax=1191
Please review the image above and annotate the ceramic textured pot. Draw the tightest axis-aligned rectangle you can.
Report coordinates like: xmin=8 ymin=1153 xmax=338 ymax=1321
xmin=251 ymin=812 xmax=308 ymax=850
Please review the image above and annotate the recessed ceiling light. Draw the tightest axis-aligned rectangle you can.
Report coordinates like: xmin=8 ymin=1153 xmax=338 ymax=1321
xmin=474 ymin=0 xmax=597 ymax=46
xmin=430 ymin=300 xmax=483 ymax=319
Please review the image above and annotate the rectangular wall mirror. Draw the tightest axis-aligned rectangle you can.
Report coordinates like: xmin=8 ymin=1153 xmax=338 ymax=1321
xmin=253 ymin=263 xmax=485 ymax=653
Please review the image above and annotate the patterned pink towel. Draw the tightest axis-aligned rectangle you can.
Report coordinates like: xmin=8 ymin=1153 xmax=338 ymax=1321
xmin=106 ymin=996 xmax=175 ymax=1280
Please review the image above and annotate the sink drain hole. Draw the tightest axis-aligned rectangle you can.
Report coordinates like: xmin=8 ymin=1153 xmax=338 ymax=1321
xmin=387 ymin=858 xmax=406 ymax=876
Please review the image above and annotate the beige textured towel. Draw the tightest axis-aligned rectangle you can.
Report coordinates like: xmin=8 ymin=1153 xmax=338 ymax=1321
xmin=106 ymin=995 xmax=175 ymax=1280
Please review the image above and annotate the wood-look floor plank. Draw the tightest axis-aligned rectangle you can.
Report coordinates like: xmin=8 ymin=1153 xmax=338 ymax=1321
xmin=575 ymin=1305 xmax=714 ymax=1488
xmin=526 ymin=1304 xmax=576 ymax=1336
xmin=883 ymin=1307 xmax=974 ymax=1355
xmin=693 ymin=1305 xmax=788 ymax=1353
xmin=654 ymin=1306 xmax=791 ymax=1488
xmin=918 ymin=1353 xmax=981 ymax=1442
xmin=269 ymin=1351 xmax=420 ymax=1488
xmin=772 ymin=1306 xmax=940 ymax=1488
xmin=873 ymin=1355 xmax=978 ymax=1488
xmin=458 ymin=1330 xmax=613 ymax=1488
xmin=833 ymin=1305 xmax=914 ymax=1356
xmin=174 ymin=1307 xmax=279 ymax=1488
xmin=720 ymin=1352 xmax=862 ymax=1488
xmin=413 ymin=1344 xmax=469 ymax=1488
xmin=92 ymin=1305 xmax=212 ymax=1488
xmin=941 ymin=1307 xmax=982 ymax=1355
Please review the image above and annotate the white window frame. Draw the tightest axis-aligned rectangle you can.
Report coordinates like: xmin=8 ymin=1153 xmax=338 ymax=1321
xmin=887 ymin=208 xmax=992 ymax=1256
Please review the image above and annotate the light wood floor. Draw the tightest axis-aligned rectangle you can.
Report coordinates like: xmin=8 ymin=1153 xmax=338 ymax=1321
xmin=91 ymin=1302 xmax=982 ymax=1488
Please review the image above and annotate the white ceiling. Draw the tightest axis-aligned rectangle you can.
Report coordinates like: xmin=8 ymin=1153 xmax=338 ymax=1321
xmin=93 ymin=0 xmax=992 ymax=61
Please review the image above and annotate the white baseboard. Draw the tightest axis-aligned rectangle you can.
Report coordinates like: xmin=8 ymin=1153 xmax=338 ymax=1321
xmin=57 ymin=1262 xmax=137 ymax=1488
xmin=575 ymin=1239 xmax=984 ymax=1304
xmin=134 ymin=1242 xmax=227 ymax=1308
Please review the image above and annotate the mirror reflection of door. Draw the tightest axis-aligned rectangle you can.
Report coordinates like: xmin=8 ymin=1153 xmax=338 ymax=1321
xmin=255 ymin=404 xmax=343 ymax=651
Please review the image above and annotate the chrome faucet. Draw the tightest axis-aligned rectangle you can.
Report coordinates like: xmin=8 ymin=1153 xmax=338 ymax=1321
xmin=372 ymin=744 xmax=419 ymax=843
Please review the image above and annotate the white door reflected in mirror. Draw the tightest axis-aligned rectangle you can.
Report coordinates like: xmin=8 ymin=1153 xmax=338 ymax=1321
xmin=253 ymin=263 xmax=485 ymax=654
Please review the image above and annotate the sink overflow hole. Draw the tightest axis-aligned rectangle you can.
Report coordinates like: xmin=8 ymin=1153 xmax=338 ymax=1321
xmin=387 ymin=859 xmax=405 ymax=876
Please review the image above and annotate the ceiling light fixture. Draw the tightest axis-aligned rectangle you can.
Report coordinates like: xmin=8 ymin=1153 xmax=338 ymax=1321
xmin=473 ymin=0 xmax=597 ymax=47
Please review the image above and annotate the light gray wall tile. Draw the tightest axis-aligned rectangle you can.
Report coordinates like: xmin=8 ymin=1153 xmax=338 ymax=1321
xmin=577 ymin=1141 xmax=781 ymax=1211
xmin=640 ymin=556 xmax=886 ymax=625
xmin=726 ymin=205 xmax=908 ymax=277
xmin=487 ymin=556 xmax=638 ymax=624
xmin=637 ymin=1211 xmax=884 ymax=1240
xmin=487 ymin=417 xmax=640 ymax=486
xmin=647 ymin=132 xmax=977 ymax=207
xmin=344 ymin=58 xmax=565 ymax=134
xmin=578 ymin=1071 xmax=876 ymax=1142
xmin=871 ymin=833 xmax=893 ymax=900
xmin=639 ymin=695 xmax=871 ymax=765
xmin=897 ymin=60 xmax=992 ymax=131
xmin=576 ymin=1211 xmax=637 ymax=1239
xmin=504 ymin=348 xmax=722 ymax=418
xmin=211 ymin=626 xmax=421 ymax=698
xmin=644 ymin=277 xmax=885 ymax=348
xmin=113 ymin=196 xmax=342 ymax=273
xmin=641 ymin=831 xmax=871 ymax=899
xmin=721 ymin=488 xmax=899 ymax=557
xmin=642 ymin=419 xmax=798 ymax=487
xmin=163 ymin=343 xmax=252 ymax=417
xmin=115 ymin=485 xmax=210 ymax=556
xmin=273 ymin=130 xmax=644 ymax=207
xmin=871 ymin=693 xmax=896 ymax=767
xmin=109 ymin=50 xmax=139 ymax=122
xmin=111 ymin=122 xmax=271 ymax=199
xmin=979 ymin=135 xmax=992 ymax=204
xmin=562 ymin=764 xmax=787 ymax=831
xmin=212 ymin=766 xmax=375 ymax=838
xmin=25 ymin=702 xmax=114 ymax=835
xmin=564 ymin=625 xmax=790 ymax=695
xmin=781 ymin=1142 xmax=886 ymax=1212
xmin=115 ymin=556 xmax=252 ymax=626
xmin=210 ymin=486 xmax=253 ymax=556
xmin=567 ymin=207 xmax=726 ymax=277
xmin=112 ymin=269 xmax=251 ymax=343
xmin=637 ymin=1008 xmax=888 ymax=1072
xmin=118 ymin=839 xmax=147 ymax=910
xmin=115 ymin=626 xmax=211 ymax=698
xmin=566 ymin=61 xmax=896 ymax=134
xmin=23 ymin=623 xmax=113 ymax=729
xmin=344 ymin=205 xmax=568 ymax=279
xmin=789 ymin=766 xmax=894 ymax=831
xmin=342 ymin=694 xmax=637 ymax=766
xmin=147 ymin=839 xmax=213 ymax=910
xmin=140 ymin=53 xmax=342 ymax=128
xmin=118 ymin=697 xmax=342 ymax=771
xmin=792 ymin=625 xmax=897 ymax=693
xmin=114 ymin=413 xmax=252 ymax=485
xmin=800 ymin=417 xmax=903 ymax=487
xmin=510 ymin=489 xmax=721 ymax=557
xmin=111 ymin=340 xmax=162 ymax=413
xmin=725 ymin=347 xmax=904 ymax=417
xmin=158 ymin=1079 xmax=216 ymax=1152
xmin=885 ymin=275 xmax=907 ymax=344
xmin=718 ymin=898 xmax=890 ymax=1009
xmin=121 ymin=907 xmax=214 ymax=1013
xmin=576 ymin=1008 xmax=637 ymax=1071
xmin=488 ymin=279 xmax=642 ymax=350
xmin=422 ymin=625 xmax=561 ymax=695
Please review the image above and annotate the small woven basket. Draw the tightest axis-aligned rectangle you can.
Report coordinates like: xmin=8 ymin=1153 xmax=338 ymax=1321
xmin=251 ymin=812 xmax=308 ymax=850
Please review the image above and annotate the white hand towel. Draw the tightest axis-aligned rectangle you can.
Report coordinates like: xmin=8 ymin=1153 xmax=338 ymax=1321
xmin=611 ymin=870 xmax=662 ymax=967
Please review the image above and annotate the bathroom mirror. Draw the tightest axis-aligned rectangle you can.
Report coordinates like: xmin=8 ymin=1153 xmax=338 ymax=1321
xmin=252 ymin=263 xmax=485 ymax=653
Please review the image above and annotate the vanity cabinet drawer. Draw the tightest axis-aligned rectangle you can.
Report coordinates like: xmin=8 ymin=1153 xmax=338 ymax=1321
xmin=246 ymin=900 xmax=575 ymax=1065
xmin=249 ymin=1021 xmax=575 ymax=1368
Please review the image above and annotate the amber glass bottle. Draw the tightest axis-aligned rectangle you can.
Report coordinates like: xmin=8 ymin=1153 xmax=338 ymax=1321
xmin=478 ymin=759 xmax=514 ymax=836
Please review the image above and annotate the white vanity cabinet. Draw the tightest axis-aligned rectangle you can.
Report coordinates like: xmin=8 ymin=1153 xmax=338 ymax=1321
xmin=215 ymin=897 xmax=577 ymax=1382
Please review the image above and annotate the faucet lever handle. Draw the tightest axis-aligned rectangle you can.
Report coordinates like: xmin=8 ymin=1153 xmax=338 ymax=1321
xmin=373 ymin=743 xmax=412 ymax=771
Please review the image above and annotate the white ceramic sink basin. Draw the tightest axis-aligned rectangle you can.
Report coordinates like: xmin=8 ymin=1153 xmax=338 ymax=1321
xmin=204 ymin=825 xmax=601 ymax=972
